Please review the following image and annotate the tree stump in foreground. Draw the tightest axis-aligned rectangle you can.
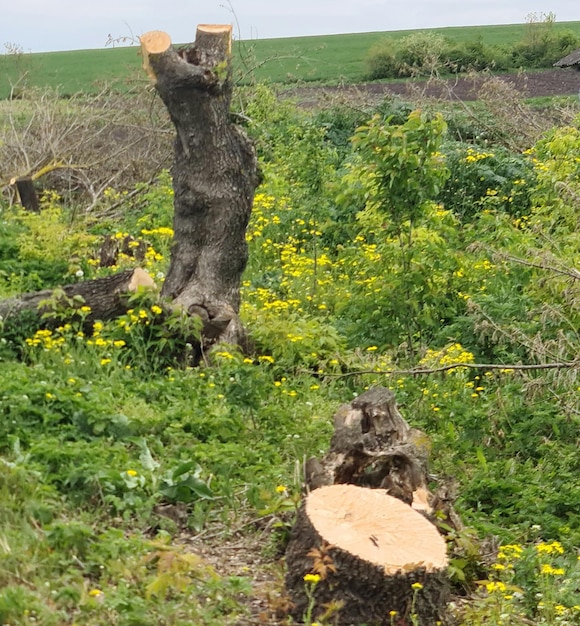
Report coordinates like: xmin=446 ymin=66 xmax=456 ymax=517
xmin=286 ymin=387 xmax=459 ymax=624
xmin=285 ymin=484 xmax=449 ymax=626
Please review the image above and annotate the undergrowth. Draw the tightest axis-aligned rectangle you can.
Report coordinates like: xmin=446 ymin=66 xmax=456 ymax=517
xmin=0 ymin=85 xmax=579 ymax=625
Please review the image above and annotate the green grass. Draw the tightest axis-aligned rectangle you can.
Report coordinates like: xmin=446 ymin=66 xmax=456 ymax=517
xmin=1 ymin=81 xmax=580 ymax=624
xmin=2 ymin=21 xmax=580 ymax=98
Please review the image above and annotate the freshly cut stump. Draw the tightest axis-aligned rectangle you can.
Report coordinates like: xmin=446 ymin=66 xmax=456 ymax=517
xmin=285 ymin=484 xmax=449 ymax=626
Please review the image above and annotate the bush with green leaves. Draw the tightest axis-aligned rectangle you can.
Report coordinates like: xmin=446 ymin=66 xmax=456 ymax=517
xmin=439 ymin=142 xmax=536 ymax=220
xmin=365 ymin=14 xmax=580 ymax=81
xmin=511 ymin=12 xmax=579 ymax=68
xmin=366 ymin=31 xmax=451 ymax=79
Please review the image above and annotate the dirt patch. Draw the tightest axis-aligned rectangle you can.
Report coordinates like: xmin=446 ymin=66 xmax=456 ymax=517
xmin=285 ymin=68 xmax=580 ymax=107
xmin=180 ymin=517 xmax=289 ymax=625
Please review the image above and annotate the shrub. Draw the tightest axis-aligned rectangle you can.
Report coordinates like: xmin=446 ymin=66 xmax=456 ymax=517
xmin=394 ymin=31 xmax=450 ymax=76
xmin=440 ymin=142 xmax=536 ymax=220
xmin=445 ymin=39 xmax=513 ymax=73
xmin=511 ymin=12 xmax=580 ymax=68
xmin=365 ymin=39 xmax=400 ymax=80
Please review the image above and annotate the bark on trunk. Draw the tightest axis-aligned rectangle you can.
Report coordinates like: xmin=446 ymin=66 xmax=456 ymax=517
xmin=14 ymin=176 xmax=40 ymax=213
xmin=0 ymin=268 xmax=155 ymax=323
xmin=140 ymin=27 xmax=259 ymax=346
xmin=285 ymin=484 xmax=449 ymax=626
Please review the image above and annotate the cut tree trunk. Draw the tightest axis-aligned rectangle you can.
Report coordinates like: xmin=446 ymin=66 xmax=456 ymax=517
xmin=286 ymin=387 xmax=458 ymax=625
xmin=13 ymin=176 xmax=40 ymax=213
xmin=140 ymin=26 xmax=260 ymax=346
xmin=0 ymin=268 xmax=155 ymax=324
xmin=0 ymin=25 xmax=258 ymax=359
xmin=285 ymin=484 xmax=449 ymax=626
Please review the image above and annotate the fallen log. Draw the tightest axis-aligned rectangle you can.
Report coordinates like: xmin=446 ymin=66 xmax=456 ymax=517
xmin=285 ymin=484 xmax=449 ymax=625
xmin=286 ymin=387 xmax=457 ymax=625
xmin=0 ymin=268 xmax=155 ymax=323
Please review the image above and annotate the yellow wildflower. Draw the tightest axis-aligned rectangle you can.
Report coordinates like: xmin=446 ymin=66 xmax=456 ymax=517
xmin=303 ymin=573 xmax=321 ymax=584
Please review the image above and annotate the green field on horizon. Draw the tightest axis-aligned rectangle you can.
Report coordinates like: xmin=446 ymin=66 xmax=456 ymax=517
xmin=1 ymin=21 xmax=580 ymax=98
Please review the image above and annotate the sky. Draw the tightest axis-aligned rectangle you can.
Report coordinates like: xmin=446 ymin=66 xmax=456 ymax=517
xmin=1 ymin=0 xmax=579 ymax=54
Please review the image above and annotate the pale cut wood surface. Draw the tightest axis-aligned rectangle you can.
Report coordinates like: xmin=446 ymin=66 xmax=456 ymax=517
xmin=306 ymin=484 xmax=448 ymax=575
xmin=140 ymin=31 xmax=172 ymax=54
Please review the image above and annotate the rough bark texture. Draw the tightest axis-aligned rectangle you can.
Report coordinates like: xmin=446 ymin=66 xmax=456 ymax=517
xmin=0 ymin=268 xmax=155 ymax=323
xmin=141 ymin=26 xmax=259 ymax=346
xmin=285 ymin=485 xmax=450 ymax=626
xmin=14 ymin=177 xmax=40 ymax=213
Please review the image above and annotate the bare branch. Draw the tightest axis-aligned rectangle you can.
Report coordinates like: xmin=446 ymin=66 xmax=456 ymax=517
xmin=317 ymin=360 xmax=579 ymax=379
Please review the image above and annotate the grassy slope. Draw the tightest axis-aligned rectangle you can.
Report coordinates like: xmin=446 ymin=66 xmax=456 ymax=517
xmin=2 ymin=21 xmax=580 ymax=97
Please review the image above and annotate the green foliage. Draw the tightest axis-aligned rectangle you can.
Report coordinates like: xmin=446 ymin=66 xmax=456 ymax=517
xmin=512 ymin=12 xmax=580 ymax=68
xmin=365 ymin=32 xmax=450 ymax=79
xmin=365 ymin=15 xmax=579 ymax=80
xmin=335 ymin=111 xmax=453 ymax=351
xmin=2 ymin=82 xmax=580 ymax=625
xmin=440 ymin=142 xmax=536 ymax=220
xmin=344 ymin=110 xmax=449 ymax=229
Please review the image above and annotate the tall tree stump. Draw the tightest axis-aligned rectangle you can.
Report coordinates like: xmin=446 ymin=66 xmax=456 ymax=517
xmin=285 ymin=484 xmax=449 ymax=626
xmin=140 ymin=27 xmax=260 ymax=346
xmin=13 ymin=176 xmax=40 ymax=213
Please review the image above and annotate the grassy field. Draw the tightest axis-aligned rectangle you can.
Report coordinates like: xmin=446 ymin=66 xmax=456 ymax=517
xmin=2 ymin=21 xmax=580 ymax=98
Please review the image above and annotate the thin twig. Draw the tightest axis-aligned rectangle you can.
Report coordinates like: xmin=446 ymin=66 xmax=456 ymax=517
xmin=495 ymin=251 xmax=580 ymax=281
xmin=318 ymin=360 xmax=579 ymax=379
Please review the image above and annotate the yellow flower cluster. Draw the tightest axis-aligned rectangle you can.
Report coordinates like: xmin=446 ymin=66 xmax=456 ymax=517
xmin=464 ymin=147 xmax=494 ymax=163
xmin=536 ymin=541 xmax=564 ymax=555
xmin=497 ymin=544 xmax=523 ymax=562
xmin=25 ymin=329 xmax=65 ymax=351
xmin=303 ymin=573 xmax=320 ymax=584
xmin=419 ymin=343 xmax=475 ymax=371
xmin=141 ymin=227 xmax=174 ymax=237
xmin=540 ymin=563 xmax=565 ymax=576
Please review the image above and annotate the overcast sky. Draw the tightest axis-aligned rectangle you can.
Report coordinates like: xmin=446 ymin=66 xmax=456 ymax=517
xmin=1 ymin=0 xmax=579 ymax=53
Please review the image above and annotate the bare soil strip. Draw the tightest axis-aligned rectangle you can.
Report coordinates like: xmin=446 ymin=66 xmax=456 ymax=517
xmin=286 ymin=68 xmax=580 ymax=107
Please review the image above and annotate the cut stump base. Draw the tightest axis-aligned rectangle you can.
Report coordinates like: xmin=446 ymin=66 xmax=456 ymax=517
xmin=285 ymin=484 xmax=449 ymax=626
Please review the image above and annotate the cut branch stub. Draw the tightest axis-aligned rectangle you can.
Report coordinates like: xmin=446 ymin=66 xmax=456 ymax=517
xmin=13 ymin=176 xmax=40 ymax=213
xmin=285 ymin=484 xmax=449 ymax=625
xmin=140 ymin=26 xmax=259 ymax=347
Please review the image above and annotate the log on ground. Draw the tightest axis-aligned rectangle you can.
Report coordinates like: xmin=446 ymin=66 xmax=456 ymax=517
xmin=0 ymin=268 xmax=155 ymax=323
xmin=285 ymin=484 xmax=449 ymax=626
